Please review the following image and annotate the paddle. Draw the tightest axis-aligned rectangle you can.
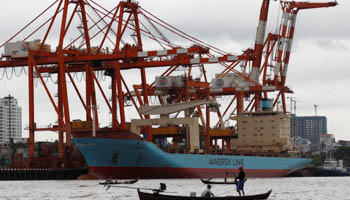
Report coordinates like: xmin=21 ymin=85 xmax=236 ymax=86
xmin=105 ymin=185 xmax=155 ymax=191
xmin=104 ymin=183 xmax=171 ymax=193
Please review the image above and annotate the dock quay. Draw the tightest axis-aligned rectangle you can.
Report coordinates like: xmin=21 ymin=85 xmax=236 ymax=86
xmin=0 ymin=168 xmax=88 ymax=180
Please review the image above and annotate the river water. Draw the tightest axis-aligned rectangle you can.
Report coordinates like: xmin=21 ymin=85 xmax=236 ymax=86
xmin=0 ymin=177 xmax=349 ymax=200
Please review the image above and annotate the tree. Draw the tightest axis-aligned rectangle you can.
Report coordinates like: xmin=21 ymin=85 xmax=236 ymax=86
xmin=311 ymin=154 xmax=325 ymax=166
xmin=334 ymin=146 xmax=350 ymax=167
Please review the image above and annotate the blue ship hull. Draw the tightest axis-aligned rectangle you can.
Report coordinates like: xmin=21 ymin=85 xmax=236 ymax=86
xmin=73 ymin=137 xmax=312 ymax=179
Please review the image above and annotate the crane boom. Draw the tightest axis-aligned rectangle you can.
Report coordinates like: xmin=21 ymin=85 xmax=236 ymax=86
xmin=282 ymin=1 xmax=338 ymax=11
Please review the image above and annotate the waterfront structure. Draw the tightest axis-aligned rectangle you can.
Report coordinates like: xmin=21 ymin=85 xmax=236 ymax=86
xmin=232 ymin=111 xmax=292 ymax=153
xmin=291 ymin=136 xmax=311 ymax=153
xmin=338 ymin=140 xmax=350 ymax=147
xmin=320 ymin=134 xmax=336 ymax=153
xmin=0 ymin=95 xmax=22 ymax=144
xmin=290 ymin=115 xmax=327 ymax=152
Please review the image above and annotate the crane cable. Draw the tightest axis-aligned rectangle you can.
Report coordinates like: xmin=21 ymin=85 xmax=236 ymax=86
xmin=0 ymin=69 xmax=6 ymax=80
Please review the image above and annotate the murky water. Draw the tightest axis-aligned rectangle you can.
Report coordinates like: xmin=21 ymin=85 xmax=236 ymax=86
xmin=0 ymin=177 xmax=349 ymax=199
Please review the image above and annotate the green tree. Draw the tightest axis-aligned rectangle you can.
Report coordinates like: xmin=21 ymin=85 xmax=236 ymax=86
xmin=334 ymin=146 xmax=350 ymax=167
xmin=311 ymin=154 xmax=325 ymax=166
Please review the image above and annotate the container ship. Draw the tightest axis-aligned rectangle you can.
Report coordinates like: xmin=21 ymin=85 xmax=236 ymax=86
xmin=73 ymin=135 xmax=311 ymax=179
xmin=73 ymin=99 xmax=313 ymax=179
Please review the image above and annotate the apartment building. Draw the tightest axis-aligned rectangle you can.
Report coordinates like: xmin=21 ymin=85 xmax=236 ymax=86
xmin=0 ymin=95 xmax=22 ymax=144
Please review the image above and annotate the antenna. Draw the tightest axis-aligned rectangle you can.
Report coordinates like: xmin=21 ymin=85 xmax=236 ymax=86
xmin=314 ymin=104 xmax=319 ymax=116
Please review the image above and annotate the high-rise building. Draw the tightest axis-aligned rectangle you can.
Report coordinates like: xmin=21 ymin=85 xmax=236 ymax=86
xmin=0 ymin=95 xmax=22 ymax=144
xmin=290 ymin=115 xmax=327 ymax=152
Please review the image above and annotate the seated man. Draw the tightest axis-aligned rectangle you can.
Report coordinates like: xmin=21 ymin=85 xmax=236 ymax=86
xmin=201 ymin=184 xmax=214 ymax=197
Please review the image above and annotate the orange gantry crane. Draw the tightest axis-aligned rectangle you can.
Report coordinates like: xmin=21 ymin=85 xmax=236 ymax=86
xmin=0 ymin=0 xmax=336 ymax=166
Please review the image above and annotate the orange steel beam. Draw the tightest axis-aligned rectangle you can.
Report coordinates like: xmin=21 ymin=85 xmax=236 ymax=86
xmin=116 ymin=64 xmax=126 ymax=130
xmin=185 ymin=66 xmax=193 ymax=101
xmin=63 ymin=4 xmax=79 ymax=37
xmin=40 ymin=0 xmax=64 ymax=51
xmin=79 ymin=4 xmax=170 ymax=51
xmin=24 ymin=8 xmax=63 ymax=42
xmin=97 ymin=5 xmax=120 ymax=53
xmin=30 ymin=57 xmax=62 ymax=118
xmin=0 ymin=46 xmax=218 ymax=68
xmin=78 ymin=0 xmax=92 ymax=52
xmin=84 ymin=63 xmax=93 ymax=123
xmin=121 ymin=76 xmax=144 ymax=119
xmin=205 ymin=94 xmax=210 ymax=150
xmin=217 ymin=61 xmax=238 ymax=78
xmin=111 ymin=72 xmax=118 ymax=129
xmin=192 ymin=95 xmax=206 ymax=127
xmin=281 ymin=92 xmax=287 ymax=114
xmin=215 ymin=96 xmax=236 ymax=128
xmin=58 ymin=0 xmax=71 ymax=149
xmin=57 ymin=72 xmax=64 ymax=159
xmin=91 ymin=70 xmax=120 ymax=126
xmin=113 ymin=2 xmax=127 ymax=130
xmin=282 ymin=1 xmax=338 ymax=11
xmin=133 ymin=85 xmax=144 ymax=107
xmin=114 ymin=3 xmax=124 ymax=53
xmin=65 ymin=66 xmax=88 ymax=111
xmin=245 ymin=97 xmax=255 ymax=112
xmin=237 ymin=92 xmax=244 ymax=115
xmin=79 ymin=3 xmax=99 ymax=129
xmin=28 ymin=55 xmax=35 ymax=159
xmin=65 ymin=5 xmax=118 ymax=50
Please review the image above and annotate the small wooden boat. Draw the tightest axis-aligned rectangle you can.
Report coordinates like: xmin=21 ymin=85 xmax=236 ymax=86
xmin=137 ymin=189 xmax=272 ymax=200
xmin=201 ymin=178 xmax=236 ymax=185
xmin=99 ymin=178 xmax=138 ymax=185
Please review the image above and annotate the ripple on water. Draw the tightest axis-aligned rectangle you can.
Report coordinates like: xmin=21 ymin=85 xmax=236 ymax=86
xmin=0 ymin=177 xmax=350 ymax=199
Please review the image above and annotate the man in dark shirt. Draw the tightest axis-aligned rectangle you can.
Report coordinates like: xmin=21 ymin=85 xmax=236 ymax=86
xmin=235 ymin=166 xmax=246 ymax=196
xmin=201 ymin=184 xmax=214 ymax=197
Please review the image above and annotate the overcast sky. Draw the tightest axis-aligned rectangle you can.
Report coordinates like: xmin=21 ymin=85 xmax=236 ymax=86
xmin=0 ymin=0 xmax=349 ymax=141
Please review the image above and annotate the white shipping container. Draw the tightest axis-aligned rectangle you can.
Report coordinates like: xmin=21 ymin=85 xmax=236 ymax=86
xmin=4 ymin=40 xmax=51 ymax=58
xmin=210 ymin=77 xmax=232 ymax=88
xmin=155 ymin=76 xmax=175 ymax=88
xmin=174 ymin=76 xmax=186 ymax=88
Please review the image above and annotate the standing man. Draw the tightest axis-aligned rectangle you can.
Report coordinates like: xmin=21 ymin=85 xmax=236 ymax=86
xmin=235 ymin=165 xmax=246 ymax=196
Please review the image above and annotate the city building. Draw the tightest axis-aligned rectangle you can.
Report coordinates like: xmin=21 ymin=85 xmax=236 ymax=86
xmin=291 ymin=136 xmax=312 ymax=153
xmin=338 ymin=140 xmax=350 ymax=147
xmin=290 ymin=115 xmax=327 ymax=152
xmin=0 ymin=95 xmax=22 ymax=144
xmin=232 ymin=111 xmax=292 ymax=153
xmin=320 ymin=134 xmax=336 ymax=153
